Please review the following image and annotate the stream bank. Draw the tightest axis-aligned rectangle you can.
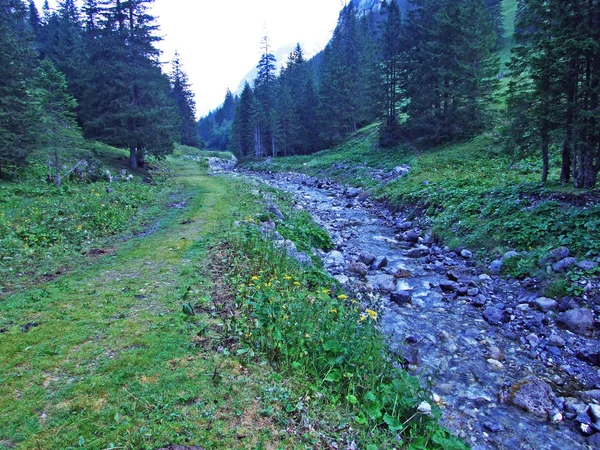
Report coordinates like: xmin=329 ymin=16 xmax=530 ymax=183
xmin=245 ymin=169 xmax=600 ymax=450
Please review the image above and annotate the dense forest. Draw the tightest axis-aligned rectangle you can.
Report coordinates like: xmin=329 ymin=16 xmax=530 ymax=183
xmin=0 ymin=0 xmax=201 ymax=178
xmin=200 ymin=0 xmax=600 ymax=189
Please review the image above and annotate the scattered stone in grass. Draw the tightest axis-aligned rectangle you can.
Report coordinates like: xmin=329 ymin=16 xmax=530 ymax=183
xmin=461 ymin=249 xmax=473 ymax=259
xmin=20 ymin=322 xmax=39 ymax=333
xmin=552 ymin=257 xmax=578 ymax=273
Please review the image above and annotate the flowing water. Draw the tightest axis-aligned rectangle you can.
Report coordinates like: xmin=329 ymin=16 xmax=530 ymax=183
xmin=249 ymin=170 xmax=599 ymax=450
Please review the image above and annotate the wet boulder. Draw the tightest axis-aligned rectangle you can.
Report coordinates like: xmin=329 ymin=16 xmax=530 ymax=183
xmin=390 ymin=291 xmax=413 ymax=305
xmin=359 ymin=253 xmax=376 ymax=266
xmin=557 ymin=308 xmax=595 ymax=336
xmin=508 ymin=377 xmax=555 ymax=418
xmin=439 ymin=280 xmax=459 ymax=293
xmin=395 ymin=268 xmax=412 ymax=279
xmin=367 ymin=274 xmax=397 ymax=292
xmin=349 ymin=262 xmax=369 ymax=277
xmin=370 ymin=256 xmax=388 ymax=270
xmin=406 ymin=246 xmax=429 ymax=258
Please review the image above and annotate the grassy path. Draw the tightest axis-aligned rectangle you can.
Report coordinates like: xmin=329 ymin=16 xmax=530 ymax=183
xmin=0 ymin=160 xmax=283 ymax=449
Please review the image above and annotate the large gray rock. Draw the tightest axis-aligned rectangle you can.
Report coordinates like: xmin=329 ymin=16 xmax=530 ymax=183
xmin=576 ymin=343 xmax=600 ymax=366
xmin=368 ymin=274 xmax=397 ymax=292
xmin=406 ymin=246 xmax=429 ymax=258
xmin=508 ymin=377 xmax=555 ymax=418
xmin=534 ymin=297 xmax=558 ymax=313
xmin=370 ymin=256 xmax=388 ymax=270
xmin=577 ymin=260 xmax=598 ymax=271
xmin=359 ymin=253 xmax=376 ymax=266
xmin=547 ymin=247 xmax=570 ymax=263
xmin=326 ymin=250 xmax=345 ymax=266
xmin=503 ymin=251 xmax=520 ymax=260
xmin=349 ymin=262 xmax=369 ymax=277
xmin=557 ymin=308 xmax=595 ymax=336
xmin=390 ymin=291 xmax=413 ymax=305
xmin=552 ymin=257 xmax=578 ymax=273
xmin=489 ymin=259 xmax=503 ymax=274
xmin=483 ymin=306 xmax=509 ymax=325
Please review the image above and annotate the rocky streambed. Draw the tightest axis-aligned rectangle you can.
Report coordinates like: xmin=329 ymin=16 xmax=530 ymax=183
xmin=247 ymin=170 xmax=600 ymax=450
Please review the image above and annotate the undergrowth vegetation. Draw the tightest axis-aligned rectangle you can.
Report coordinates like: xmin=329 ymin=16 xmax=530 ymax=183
xmin=225 ymin=224 xmax=467 ymax=449
xmin=0 ymin=145 xmax=178 ymax=294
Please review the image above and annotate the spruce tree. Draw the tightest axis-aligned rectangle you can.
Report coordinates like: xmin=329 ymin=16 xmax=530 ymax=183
xmin=401 ymin=0 xmax=499 ymax=143
xmin=169 ymin=51 xmax=201 ymax=148
xmin=379 ymin=0 xmax=403 ymax=146
xmin=31 ymin=59 xmax=79 ymax=186
xmin=0 ymin=0 xmax=37 ymax=176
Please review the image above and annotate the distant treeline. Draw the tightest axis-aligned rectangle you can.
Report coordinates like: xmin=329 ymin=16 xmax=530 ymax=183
xmin=202 ymin=0 xmax=600 ymax=189
xmin=200 ymin=0 xmax=503 ymax=156
xmin=0 ymin=0 xmax=200 ymax=176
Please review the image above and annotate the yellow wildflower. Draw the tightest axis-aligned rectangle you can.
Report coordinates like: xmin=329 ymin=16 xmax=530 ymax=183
xmin=283 ymin=275 xmax=292 ymax=280
xmin=359 ymin=314 xmax=367 ymax=322
xmin=294 ymin=281 xmax=300 ymax=286
xmin=322 ymin=289 xmax=331 ymax=294
xmin=251 ymin=276 xmax=260 ymax=281
xmin=329 ymin=308 xmax=337 ymax=314
xmin=366 ymin=309 xmax=377 ymax=320
xmin=337 ymin=294 xmax=348 ymax=300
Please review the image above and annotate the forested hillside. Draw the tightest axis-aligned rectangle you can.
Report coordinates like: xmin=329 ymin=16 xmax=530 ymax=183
xmin=202 ymin=0 xmax=600 ymax=190
xmin=0 ymin=0 xmax=201 ymax=178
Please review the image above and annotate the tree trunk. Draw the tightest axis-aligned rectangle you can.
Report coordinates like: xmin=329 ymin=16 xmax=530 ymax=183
xmin=54 ymin=148 xmax=61 ymax=188
xmin=129 ymin=146 xmax=138 ymax=169
xmin=136 ymin=148 xmax=145 ymax=168
xmin=541 ymin=126 xmax=549 ymax=183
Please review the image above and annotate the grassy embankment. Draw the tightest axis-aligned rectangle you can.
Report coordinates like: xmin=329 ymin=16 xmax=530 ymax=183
xmin=1 ymin=144 xmax=464 ymax=449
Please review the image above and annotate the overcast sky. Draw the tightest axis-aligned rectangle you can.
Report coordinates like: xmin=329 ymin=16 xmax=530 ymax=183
xmin=38 ymin=0 xmax=344 ymax=117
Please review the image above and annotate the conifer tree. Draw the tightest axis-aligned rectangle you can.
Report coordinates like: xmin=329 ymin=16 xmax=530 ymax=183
xmin=229 ymin=82 xmax=258 ymax=158
xmin=31 ymin=59 xmax=78 ymax=186
xmin=169 ymin=51 xmax=201 ymax=148
xmin=401 ymin=0 xmax=499 ymax=143
xmin=379 ymin=0 xmax=403 ymax=146
xmin=0 ymin=0 xmax=37 ymax=176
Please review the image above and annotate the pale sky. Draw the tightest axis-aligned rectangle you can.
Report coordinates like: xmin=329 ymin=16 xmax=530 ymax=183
xmin=37 ymin=0 xmax=345 ymax=117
